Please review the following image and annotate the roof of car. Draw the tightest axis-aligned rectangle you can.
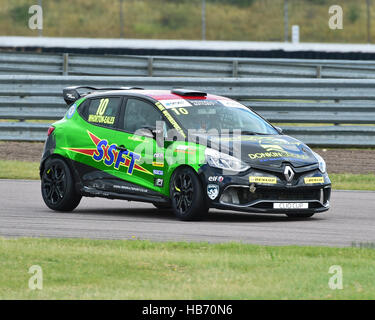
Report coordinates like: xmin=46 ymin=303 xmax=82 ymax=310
xmin=86 ymin=89 xmax=229 ymax=102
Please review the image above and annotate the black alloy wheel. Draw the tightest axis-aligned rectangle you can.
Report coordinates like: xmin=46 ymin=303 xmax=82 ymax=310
xmin=173 ymin=173 xmax=194 ymax=214
xmin=170 ymin=167 xmax=208 ymax=221
xmin=41 ymin=158 xmax=81 ymax=212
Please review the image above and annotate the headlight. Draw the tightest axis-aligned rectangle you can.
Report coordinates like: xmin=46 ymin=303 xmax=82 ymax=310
xmin=313 ymin=151 xmax=326 ymax=173
xmin=205 ymin=148 xmax=250 ymax=172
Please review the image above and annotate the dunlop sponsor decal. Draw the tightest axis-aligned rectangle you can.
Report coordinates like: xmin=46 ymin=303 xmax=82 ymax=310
xmin=249 ymin=176 xmax=277 ymax=184
xmin=248 ymin=152 xmax=309 ymax=160
xmin=304 ymin=177 xmax=324 ymax=184
xmin=152 ymin=161 xmax=164 ymax=167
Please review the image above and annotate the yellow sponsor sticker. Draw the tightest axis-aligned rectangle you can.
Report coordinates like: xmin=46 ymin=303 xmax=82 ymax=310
xmin=162 ymin=110 xmax=186 ymax=138
xmin=88 ymin=114 xmax=115 ymax=125
xmin=155 ymin=102 xmax=165 ymax=112
xmin=152 ymin=161 xmax=164 ymax=167
xmin=249 ymin=176 xmax=277 ymax=184
xmin=304 ymin=177 xmax=324 ymax=184
xmin=248 ymin=152 xmax=309 ymax=160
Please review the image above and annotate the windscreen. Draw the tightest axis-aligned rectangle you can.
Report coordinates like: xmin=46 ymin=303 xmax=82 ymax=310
xmin=159 ymin=99 xmax=278 ymax=135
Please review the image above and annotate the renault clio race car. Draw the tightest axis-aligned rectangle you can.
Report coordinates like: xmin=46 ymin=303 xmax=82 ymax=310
xmin=40 ymin=86 xmax=331 ymax=220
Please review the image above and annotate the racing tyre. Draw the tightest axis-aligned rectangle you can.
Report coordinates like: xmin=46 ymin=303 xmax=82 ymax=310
xmin=41 ymin=158 xmax=81 ymax=212
xmin=170 ymin=167 xmax=208 ymax=221
xmin=286 ymin=213 xmax=315 ymax=218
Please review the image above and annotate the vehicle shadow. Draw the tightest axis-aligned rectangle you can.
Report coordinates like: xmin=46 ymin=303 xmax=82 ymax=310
xmin=74 ymin=206 xmax=324 ymax=223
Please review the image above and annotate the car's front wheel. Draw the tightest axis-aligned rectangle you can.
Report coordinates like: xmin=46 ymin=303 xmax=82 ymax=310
xmin=170 ymin=167 xmax=208 ymax=221
xmin=41 ymin=157 xmax=81 ymax=212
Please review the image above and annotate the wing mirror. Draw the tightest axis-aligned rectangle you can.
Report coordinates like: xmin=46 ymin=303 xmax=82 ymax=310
xmin=137 ymin=126 xmax=156 ymax=139
xmin=137 ymin=125 xmax=170 ymax=148
xmin=138 ymin=126 xmax=164 ymax=143
xmin=275 ymin=126 xmax=283 ymax=134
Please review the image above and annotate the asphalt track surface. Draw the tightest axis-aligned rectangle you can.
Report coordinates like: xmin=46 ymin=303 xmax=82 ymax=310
xmin=0 ymin=180 xmax=374 ymax=247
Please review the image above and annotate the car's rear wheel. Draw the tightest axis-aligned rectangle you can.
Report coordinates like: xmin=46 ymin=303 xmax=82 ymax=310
xmin=286 ymin=212 xmax=315 ymax=218
xmin=41 ymin=158 xmax=81 ymax=212
xmin=170 ymin=167 xmax=208 ymax=221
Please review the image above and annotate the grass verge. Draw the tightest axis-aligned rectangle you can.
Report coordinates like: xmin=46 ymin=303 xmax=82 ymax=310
xmin=0 ymin=160 xmax=39 ymax=180
xmin=329 ymin=173 xmax=375 ymax=191
xmin=1 ymin=0 xmax=373 ymax=43
xmin=0 ymin=238 xmax=374 ymax=299
xmin=0 ymin=160 xmax=374 ymax=191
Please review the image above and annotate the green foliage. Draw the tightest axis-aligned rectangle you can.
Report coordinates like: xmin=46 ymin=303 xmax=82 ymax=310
xmin=164 ymin=0 xmax=255 ymax=6
xmin=159 ymin=6 xmax=189 ymax=29
xmin=0 ymin=0 xmax=372 ymax=42
xmin=348 ymin=5 xmax=360 ymax=23
xmin=304 ymin=0 xmax=327 ymax=5
xmin=208 ymin=0 xmax=255 ymax=7
xmin=9 ymin=4 xmax=30 ymax=25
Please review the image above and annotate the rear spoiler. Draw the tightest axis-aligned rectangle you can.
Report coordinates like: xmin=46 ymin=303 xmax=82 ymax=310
xmin=62 ymin=86 xmax=144 ymax=105
xmin=171 ymin=88 xmax=207 ymax=97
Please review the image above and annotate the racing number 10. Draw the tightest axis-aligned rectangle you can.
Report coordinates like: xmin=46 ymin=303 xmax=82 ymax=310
xmin=171 ymin=107 xmax=189 ymax=115
xmin=96 ymin=99 xmax=109 ymax=116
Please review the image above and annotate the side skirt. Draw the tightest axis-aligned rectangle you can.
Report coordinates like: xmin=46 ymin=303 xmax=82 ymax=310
xmin=81 ymin=186 xmax=170 ymax=204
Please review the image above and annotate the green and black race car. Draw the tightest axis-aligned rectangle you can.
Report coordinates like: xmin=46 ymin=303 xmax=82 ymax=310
xmin=40 ymin=86 xmax=331 ymax=220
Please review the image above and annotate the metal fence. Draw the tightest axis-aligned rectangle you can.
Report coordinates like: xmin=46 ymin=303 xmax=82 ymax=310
xmin=0 ymin=75 xmax=374 ymax=146
xmin=4 ymin=51 xmax=375 ymax=79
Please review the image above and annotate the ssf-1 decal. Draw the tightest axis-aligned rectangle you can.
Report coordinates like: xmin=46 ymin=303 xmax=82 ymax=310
xmin=63 ymin=131 xmax=152 ymax=175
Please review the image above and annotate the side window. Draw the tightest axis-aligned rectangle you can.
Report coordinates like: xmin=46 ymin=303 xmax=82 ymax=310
xmin=86 ymin=97 xmax=121 ymax=128
xmin=123 ymin=99 xmax=165 ymax=133
xmin=77 ymin=99 xmax=90 ymax=118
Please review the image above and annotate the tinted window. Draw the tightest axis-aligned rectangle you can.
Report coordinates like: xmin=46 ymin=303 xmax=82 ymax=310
xmin=86 ymin=97 xmax=121 ymax=128
xmin=123 ymin=99 xmax=164 ymax=133
xmin=171 ymin=100 xmax=278 ymax=135
xmin=77 ymin=99 xmax=90 ymax=118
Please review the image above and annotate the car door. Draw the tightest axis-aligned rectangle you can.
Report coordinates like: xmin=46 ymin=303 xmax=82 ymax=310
xmin=112 ymin=97 xmax=168 ymax=194
xmin=65 ymin=95 xmax=123 ymax=188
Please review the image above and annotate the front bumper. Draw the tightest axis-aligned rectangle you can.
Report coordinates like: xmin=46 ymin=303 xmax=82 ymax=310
xmin=199 ymin=164 xmax=331 ymax=214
